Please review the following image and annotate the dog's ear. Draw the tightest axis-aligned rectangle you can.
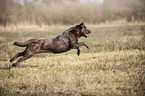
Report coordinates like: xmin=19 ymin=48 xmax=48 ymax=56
xmin=80 ymin=23 xmax=84 ymax=27
xmin=76 ymin=23 xmax=84 ymax=29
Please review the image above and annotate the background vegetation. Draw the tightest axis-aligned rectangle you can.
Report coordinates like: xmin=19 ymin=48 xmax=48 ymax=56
xmin=0 ymin=0 xmax=145 ymax=27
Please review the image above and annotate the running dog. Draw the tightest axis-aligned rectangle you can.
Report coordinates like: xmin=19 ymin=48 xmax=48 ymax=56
xmin=10 ymin=23 xmax=91 ymax=67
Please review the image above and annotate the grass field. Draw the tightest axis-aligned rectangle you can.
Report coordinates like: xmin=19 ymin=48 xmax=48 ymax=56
xmin=0 ymin=22 xmax=145 ymax=96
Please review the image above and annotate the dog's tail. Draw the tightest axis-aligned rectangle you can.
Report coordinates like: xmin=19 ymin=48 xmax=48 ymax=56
xmin=13 ymin=39 xmax=40 ymax=47
xmin=13 ymin=41 xmax=31 ymax=47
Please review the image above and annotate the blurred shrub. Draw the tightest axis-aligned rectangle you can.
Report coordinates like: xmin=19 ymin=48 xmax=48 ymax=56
xmin=0 ymin=0 xmax=145 ymax=26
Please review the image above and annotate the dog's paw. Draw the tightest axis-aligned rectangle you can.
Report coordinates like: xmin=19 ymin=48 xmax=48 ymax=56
xmin=84 ymin=43 xmax=89 ymax=49
xmin=77 ymin=50 xmax=80 ymax=56
xmin=86 ymin=46 xmax=90 ymax=49
xmin=10 ymin=58 xmax=13 ymax=63
xmin=12 ymin=63 xmax=17 ymax=67
xmin=13 ymin=42 xmax=17 ymax=45
xmin=85 ymin=45 xmax=90 ymax=49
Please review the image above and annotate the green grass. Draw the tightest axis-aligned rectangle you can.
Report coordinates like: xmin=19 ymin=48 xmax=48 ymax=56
xmin=0 ymin=22 xmax=145 ymax=96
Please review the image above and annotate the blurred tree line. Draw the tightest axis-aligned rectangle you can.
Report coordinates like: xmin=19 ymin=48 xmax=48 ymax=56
xmin=0 ymin=0 xmax=145 ymax=26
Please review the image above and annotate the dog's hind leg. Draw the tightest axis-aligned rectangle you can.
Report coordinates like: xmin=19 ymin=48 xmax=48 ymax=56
xmin=12 ymin=43 xmax=41 ymax=67
xmin=12 ymin=49 xmax=35 ymax=67
xmin=12 ymin=54 xmax=33 ymax=67
xmin=10 ymin=52 xmax=25 ymax=63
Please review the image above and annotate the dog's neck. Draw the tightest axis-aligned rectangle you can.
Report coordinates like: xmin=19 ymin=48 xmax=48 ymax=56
xmin=62 ymin=27 xmax=81 ymax=39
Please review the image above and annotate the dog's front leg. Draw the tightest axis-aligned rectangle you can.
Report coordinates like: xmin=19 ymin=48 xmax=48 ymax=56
xmin=77 ymin=42 xmax=90 ymax=49
xmin=71 ymin=44 xmax=80 ymax=56
xmin=73 ymin=42 xmax=89 ymax=56
xmin=77 ymin=47 xmax=80 ymax=56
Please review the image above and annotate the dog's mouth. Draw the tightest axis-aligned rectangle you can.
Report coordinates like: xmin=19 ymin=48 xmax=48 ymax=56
xmin=82 ymin=29 xmax=91 ymax=37
xmin=84 ymin=31 xmax=91 ymax=37
xmin=84 ymin=34 xmax=89 ymax=37
xmin=83 ymin=33 xmax=90 ymax=38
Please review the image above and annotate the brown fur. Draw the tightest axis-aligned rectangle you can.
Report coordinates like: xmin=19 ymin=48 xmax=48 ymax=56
xmin=10 ymin=23 xmax=91 ymax=67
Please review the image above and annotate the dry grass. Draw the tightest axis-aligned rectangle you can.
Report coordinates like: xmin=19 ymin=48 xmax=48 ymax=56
xmin=0 ymin=22 xmax=145 ymax=96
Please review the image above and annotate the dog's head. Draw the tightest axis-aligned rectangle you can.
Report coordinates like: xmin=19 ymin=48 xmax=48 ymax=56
xmin=76 ymin=23 xmax=91 ymax=38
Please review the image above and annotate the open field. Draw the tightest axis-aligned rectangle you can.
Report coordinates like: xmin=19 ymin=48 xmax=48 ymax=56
xmin=0 ymin=22 xmax=145 ymax=96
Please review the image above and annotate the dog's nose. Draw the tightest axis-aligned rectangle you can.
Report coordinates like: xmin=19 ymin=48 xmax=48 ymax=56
xmin=87 ymin=30 xmax=91 ymax=34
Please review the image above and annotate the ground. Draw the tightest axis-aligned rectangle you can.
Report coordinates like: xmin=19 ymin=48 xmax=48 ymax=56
xmin=0 ymin=22 xmax=145 ymax=96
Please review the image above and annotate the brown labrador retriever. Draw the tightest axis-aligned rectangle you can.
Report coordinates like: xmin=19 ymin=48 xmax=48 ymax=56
xmin=10 ymin=23 xmax=91 ymax=67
